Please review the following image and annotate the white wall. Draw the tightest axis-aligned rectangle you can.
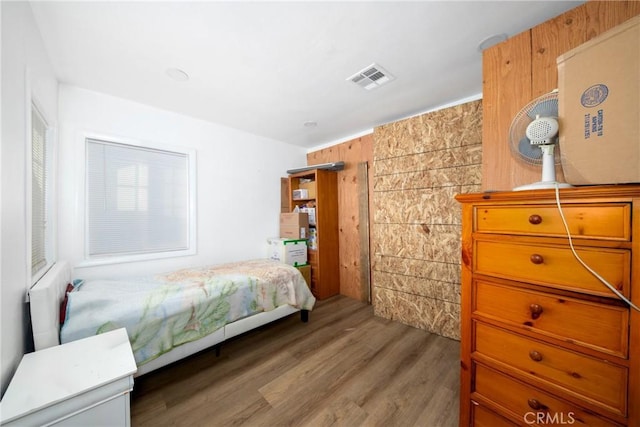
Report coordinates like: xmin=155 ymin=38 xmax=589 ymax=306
xmin=58 ymin=85 xmax=307 ymax=279
xmin=1 ymin=2 xmax=59 ymax=396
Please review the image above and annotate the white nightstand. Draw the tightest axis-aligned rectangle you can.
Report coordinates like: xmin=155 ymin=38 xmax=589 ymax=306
xmin=0 ymin=328 xmax=137 ymax=426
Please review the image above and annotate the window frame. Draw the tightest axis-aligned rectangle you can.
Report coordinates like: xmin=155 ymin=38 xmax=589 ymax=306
xmin=82 ymin=134 xmax=197 ymax=266
xmin=28 ymin=98 xmax=56 ymax=287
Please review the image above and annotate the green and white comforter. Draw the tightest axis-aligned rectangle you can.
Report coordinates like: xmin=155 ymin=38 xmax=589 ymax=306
xmin=60 ymin=259 xmax=315 ymax=366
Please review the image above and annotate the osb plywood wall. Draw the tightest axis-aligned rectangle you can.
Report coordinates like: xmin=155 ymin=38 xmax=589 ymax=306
xmin=372 ymin=100 xmax=482 ymax=340
xmin=307 ymin=135 xmax=374 ymax=301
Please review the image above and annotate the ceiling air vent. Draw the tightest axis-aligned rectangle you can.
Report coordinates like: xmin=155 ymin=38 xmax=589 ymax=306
xmin=347 ymin=63 xmax=395 ymax=90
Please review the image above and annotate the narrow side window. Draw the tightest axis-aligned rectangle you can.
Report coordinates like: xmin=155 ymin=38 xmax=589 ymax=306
xmin=31 ymin=104 xmax=54 ymax=282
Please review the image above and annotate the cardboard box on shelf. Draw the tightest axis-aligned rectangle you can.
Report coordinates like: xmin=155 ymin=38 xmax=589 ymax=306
xmin=267 ymin=238 xmax=308 ymax=266
xmin=279 ymin=212 xmax=309 ymax=239
xmin=558 ymin=16 xmax=640 ymax=185
xmin=299 ymin=181 xmax=316 ymax=199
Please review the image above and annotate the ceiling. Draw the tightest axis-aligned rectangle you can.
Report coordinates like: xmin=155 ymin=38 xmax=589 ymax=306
xmin=30 ymin=1 xmax=584 ymax=149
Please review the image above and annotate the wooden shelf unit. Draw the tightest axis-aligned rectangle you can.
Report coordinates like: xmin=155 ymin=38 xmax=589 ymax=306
xmin=288 ymin=168 xmax=339 ymax=299
xmin=456 ymin=185 xmax=640 ymax=427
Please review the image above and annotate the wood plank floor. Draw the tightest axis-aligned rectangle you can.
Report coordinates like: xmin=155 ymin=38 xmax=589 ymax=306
xmin=131 ymin=295 xmax=461 ymax=427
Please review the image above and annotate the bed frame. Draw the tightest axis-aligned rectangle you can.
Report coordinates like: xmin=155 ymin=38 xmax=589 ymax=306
xmin=29 ymin=261 xmax=308 ymax=377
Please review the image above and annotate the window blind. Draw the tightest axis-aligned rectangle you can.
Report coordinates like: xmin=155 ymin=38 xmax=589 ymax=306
xmin=86 ymin=139 xmax=190 ymax=258
xmin=31 ymin=107 xmax=48 ymax=273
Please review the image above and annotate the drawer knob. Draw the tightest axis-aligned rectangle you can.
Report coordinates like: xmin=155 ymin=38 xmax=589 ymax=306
xmin=529 ymin=350 xmax=543 ymax=362
xmin=528 ymin=214 xmax=543 ymax=225
xmin=529 ymin=304 xmax=544 ymax=319
xmin=530 ymin=254 xmax=544 ymax=264
xmin=527 ymin=398 xmax=547 ymax=411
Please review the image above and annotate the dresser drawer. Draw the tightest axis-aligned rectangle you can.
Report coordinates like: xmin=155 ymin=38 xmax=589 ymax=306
xmin=473 ymin=280 xmax=629 ymax=357
xmin=475 ymin=240 xmax=630 ymax=298
xmin=473 ymin=363 xmax=623 ymax=427
xmin=471 ymin=403 xmax=517 ymax=427
xmin=475 ymin=204 xmax=630 ymax=241
xmin=474 ymin=322 xmax=628 ymax=416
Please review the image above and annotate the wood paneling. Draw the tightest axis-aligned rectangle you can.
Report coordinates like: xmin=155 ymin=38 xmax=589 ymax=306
xmin=357 ymin=162 xmax=371 ymax=303
xmin=371 ymin=100 xmax=482 ymax=340
xmin=482 ymin=1 xmax=640 ymax=191
xmin=481 ymin=30 xmax=534 ymax=192
xmin=307 ymin=135 xmax=374 ymax=302
xmin=583 ymin=1 xmax=640 ymax=40
xmin=531 ymin=6 xmax=589 ymax=97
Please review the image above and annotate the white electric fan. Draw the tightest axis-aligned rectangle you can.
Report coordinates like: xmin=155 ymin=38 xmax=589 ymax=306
xmin=509 ymin=90 xmax=572 ymax=191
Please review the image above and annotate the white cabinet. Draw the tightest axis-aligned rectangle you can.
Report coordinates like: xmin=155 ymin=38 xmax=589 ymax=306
xmin=0 ymin=328 xmax=136 ymax=427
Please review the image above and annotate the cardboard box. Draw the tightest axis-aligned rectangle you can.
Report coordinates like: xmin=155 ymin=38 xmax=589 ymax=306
xmin=295 ymin=264 xmax=311 ymax=287
xmin=279 ymin=212 xmax=309 ymax=239
xmin=299 ymin=181 xmax=317 ymax=199
xmin=558 ymin=16 xmax=640 ymax=185
xmin=267 ymin=238 xmax=308 ymax=266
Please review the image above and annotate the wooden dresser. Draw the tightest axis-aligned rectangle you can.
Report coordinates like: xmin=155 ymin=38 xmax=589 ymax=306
xmin=456 ymin=186 xmax=640 ymax=427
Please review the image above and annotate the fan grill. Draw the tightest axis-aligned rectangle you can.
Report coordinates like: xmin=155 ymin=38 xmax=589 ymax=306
xmin=509 ymin=91 xmax=561 ymax=166
xmin=528 ymin=120 xmax=554 ymax=142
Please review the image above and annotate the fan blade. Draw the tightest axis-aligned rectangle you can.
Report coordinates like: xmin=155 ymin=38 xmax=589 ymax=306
xmin=518 ymin=136 xmax=543 ymax=161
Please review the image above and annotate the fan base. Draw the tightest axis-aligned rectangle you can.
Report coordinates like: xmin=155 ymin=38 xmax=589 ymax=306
xmin=513 ymin=181 xmax=573 ymax=191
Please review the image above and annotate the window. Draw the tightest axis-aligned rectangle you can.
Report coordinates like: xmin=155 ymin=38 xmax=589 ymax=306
xmin=31 ymin=103 xmax=54 ymax=282
xmin=85 ymin=138 xmax=196 ymax=262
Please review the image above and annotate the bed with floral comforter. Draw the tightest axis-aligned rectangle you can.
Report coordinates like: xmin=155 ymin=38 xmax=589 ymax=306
xmin=60 ymin=259 xmax=315 ymax=366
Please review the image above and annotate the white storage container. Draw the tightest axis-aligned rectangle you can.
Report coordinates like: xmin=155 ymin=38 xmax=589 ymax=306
xmin=267 ymin=237 xmax=308 ymax=266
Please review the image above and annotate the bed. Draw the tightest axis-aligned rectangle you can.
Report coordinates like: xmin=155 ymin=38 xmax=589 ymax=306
xmin=29 ymin=259 xmax=315 ymax=376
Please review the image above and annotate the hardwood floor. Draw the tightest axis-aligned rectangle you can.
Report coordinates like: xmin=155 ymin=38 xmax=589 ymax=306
xmin=131 ymin=295 xmax=461 ymax=427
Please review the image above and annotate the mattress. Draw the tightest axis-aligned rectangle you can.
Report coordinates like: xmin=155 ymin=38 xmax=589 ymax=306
xmin=60 ymin=259 xmax=315 ymax=366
